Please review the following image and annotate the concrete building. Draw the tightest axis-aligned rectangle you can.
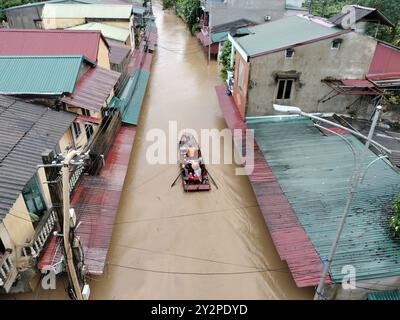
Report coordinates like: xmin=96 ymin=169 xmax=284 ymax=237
xmin=196 ymin=0 xmax=307 ymax=58
xmin=228 ymin=13 xmax=397 ymax=118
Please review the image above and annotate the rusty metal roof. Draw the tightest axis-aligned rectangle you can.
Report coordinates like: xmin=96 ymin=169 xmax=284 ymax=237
xmin=61 ymin=66 xmax=120 ymax=112
xmin=0 ymin=95 xmax=76 ymax=221
xmin=108 ymin=40 xmax=131 ymax=65
xmin=0 ymin=29 xmax=104 ymax=62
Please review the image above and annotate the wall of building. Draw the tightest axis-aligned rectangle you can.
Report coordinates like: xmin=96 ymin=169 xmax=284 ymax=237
xmin=98 ymin=38 xmax=111 ymax=70
xmin=232 ymin=51 xmax=250 ymax=119
xmin=58 ymin=127 xmax=75 ymax=152
xmin=245 ymin=32 xmax=378 ymax=116
xmin=3 ymin=195 xmax=35 ymax=253
xmin=42 ymin=18 xmax=86 ymax=29
xmin=5 ymin=7 xmax=44 ymax=29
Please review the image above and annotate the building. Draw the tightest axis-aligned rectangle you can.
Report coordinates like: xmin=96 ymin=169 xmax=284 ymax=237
xmin=228 ymin=13 xmax=397 ymax=118
xmin=41 ymin=3 xmax=134 ymax=43
xmin=0 ymin=29 xmax=112 ymax=69
xmin=3 ymin=0 xmax=94 ymax=29
xmin=196 ymin=0 xmax=307 ymax=58
xmin=246 ymin=116 xmax=400 ymax=299
xmin=68 ymin=22 xmax=132 ymax=47
xmin=216 ymin=85 xmax=400 ymax=298
xmin=65 ymin=24 xmax=132 ymax=89
xmin=0 ymin=95 xmax=76 ymax=293
xmin=0 ymin=55 xmax=120 ymax=150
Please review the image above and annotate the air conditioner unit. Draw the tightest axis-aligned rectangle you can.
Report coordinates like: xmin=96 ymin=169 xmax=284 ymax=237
xmin=264 ymin=16 xmax=272 ymax=22
xmin=69 ymin=208 xmax=77 ymax=228
xmin=82 ymin=284 xmax=90 ymax=300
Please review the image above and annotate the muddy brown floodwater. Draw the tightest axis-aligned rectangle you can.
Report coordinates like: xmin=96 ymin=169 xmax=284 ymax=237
xmin=7 ymin=2 xmax=313 ymax=300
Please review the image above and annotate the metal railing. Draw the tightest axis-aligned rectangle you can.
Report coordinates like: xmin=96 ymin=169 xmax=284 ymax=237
xmin=21 ymin=211 xmax=57 ymax=259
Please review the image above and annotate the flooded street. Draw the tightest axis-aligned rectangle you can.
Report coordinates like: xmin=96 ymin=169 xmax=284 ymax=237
xmin=7 ymin=2 xmax=313 ymax=300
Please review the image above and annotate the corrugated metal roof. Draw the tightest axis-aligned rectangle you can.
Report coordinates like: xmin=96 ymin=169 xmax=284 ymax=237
xmin=61 ymin=66 xmax=121 ymax=112
xmin=120 ymin=69 xmax=150 ymax=125
xmin=108 ymin=40 xmax=131 ymax=65
xmin=68 ymin=22 xmax=130 ymax=42
xmin=233 ymin=15 xmax=344 ymax=57
xmin=0 ymin=55 xmax=95 ymax=95
xmin=0 ymin=29 xmax=102 ymax=62
xmin=329 ymin=5 xmax=394 ymax=28
xmin=3 ymin=0 xmax=95 ymax=11
xmin=0 ymin=95 xmax=75 ymax=221
xmin=368 ymin=42 xmax=400 ymax=77
xmin=247 ymin=117 xmax=400 ymax=282
xmin=216 ymin=85 xmax=327 ymax=287
xmin=368 ymin=291 xmax=400 ymax=300
xmin=42 ymin=3 xmax=133 ymax=19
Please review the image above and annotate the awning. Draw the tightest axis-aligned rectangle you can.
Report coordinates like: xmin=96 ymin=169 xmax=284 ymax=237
xmin=74 ymin=114 xmax=102 ymax=125
xmin=196 ymin=31 xmax=212 ymax=47
xmin=367 ymin=73 xmax=400 ymax=88
xmin=61 ymin=66 xmax=121 ymax=113
xmin=322 ymin=79 xmax=383 ymax=95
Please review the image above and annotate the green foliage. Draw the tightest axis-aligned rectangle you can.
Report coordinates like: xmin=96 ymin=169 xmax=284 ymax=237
xmin=191 ymin=21 xmax=200 ymax=35
xmin=176 ymin=0 xmax=200 ymax=30
xmin=162 ymin=0 xmax=175 ymax=10
xmin=310 ymin=0 xmax=400 ymax=45
xmin=0 ymin=0 xmax=42 ymax=21
xmin=384 ymin=93 xmax=400 ymax=105
xmin=219 ymin=41 xmax=234 ymax=81
xmin=391 ymin=195 xmax=400 ymax=237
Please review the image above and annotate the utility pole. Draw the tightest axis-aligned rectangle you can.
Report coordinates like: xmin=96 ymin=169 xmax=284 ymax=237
xmin=62 ymin=150 xmax=83 ymax=300
xmin=208 ymin=4 xmax=212 ymax=65
xmin=313 ymin=106 xmax=383 ymax=300
xmin=38 ymin=148 xmax=90 ymax=300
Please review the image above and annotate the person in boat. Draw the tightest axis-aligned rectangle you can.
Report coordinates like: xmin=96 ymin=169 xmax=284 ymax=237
xmin=186 ymin=145 xmax=197 ymax=159
xmin=181 ymin=164 xmax=189 ymax=181
xmin=193 ymin=162 xmax=202 ymax=181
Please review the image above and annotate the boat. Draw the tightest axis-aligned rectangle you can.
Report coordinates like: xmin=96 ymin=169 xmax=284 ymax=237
xmin=178 ymin=133 xmax=211 ymax=192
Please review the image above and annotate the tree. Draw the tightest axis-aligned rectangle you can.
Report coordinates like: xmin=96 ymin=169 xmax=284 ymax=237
xmin=219 ymin=41 xmax=234 ymax=81
xmin=175 ymin=0 xmax=200 ymax=30
xmin=162 ymin=0 xmax=175 ymax=10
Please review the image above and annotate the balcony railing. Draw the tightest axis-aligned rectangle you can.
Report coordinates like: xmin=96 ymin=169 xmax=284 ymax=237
xmin=21 ymin=210 xmax=57 ymax=259
xmin=0 ymin=251 xmax=18 ymax=293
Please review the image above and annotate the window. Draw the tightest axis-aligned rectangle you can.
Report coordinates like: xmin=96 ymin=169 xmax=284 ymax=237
xmin=85 ymin=123 xmax=94 ymax=140
xmin=0 ymin=238 xmax=5 ymax=255
xmin=238 ymin=59 xmax=245 ymax=93
xmin=331 ymin=39 xmax=342 ymax=50
xmin=285 ymin=48 xmax=295 ymax=59
xmin=81 ymin=108 xmax=91 ymax=117
xmin=72 ymin=122 xmax=81 ymax=138
xmin=276 ymin=79 xmax=294 ymax=100
xmin=22 ymin=175 xmax=46 ymax=217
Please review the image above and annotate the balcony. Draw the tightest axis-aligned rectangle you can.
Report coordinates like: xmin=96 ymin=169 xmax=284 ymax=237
xmin=21 ymin=210 xmax=57 ymax=259
xmin=0 ymin=251 xmax=18 ymax=293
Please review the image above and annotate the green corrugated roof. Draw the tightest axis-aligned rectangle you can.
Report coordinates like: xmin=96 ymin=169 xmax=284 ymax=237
xmin=122 ymin=70 xmax=149 ymax=125
xmin=114 ymin=69 xmax=150 ymax=125
xmin=0 ymin=55 xmax=94 ymax=95
xmin=68 ymin=22 xmax=130 ymax=42
xmin=211 ymin=27 xmax=249 ymax=43
xmin=247 ymin=117 xmax=400 ymax=282
xmin=234 ymin=15 xmax=343 ymax=57
xmin=368 ymin=291 xmax=400 ymax=300
xmin=42 ymin=3 xmax=133 ymax=19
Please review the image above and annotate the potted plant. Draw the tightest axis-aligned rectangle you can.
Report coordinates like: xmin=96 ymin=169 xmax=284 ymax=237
xmin=390 ymin=195 xmax=400 ymax=239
